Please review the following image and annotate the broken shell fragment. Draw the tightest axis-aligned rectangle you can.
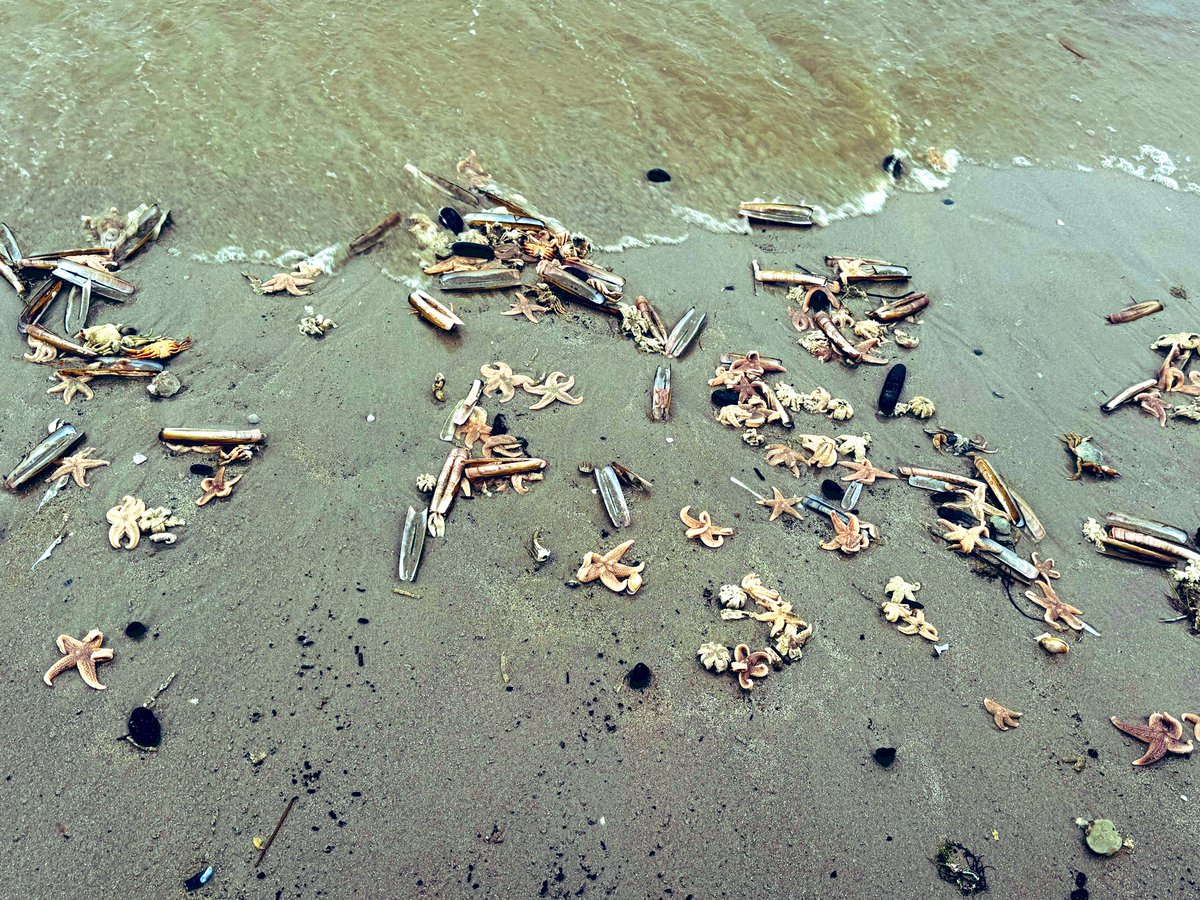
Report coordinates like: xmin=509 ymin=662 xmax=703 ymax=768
xmin=1035 ymin=633 xmax=1069 ymax=655
xmin=409 ymin=289 xmax=464 ymax=331
xmin=146 ymin=370 xmax=181 ymax=399
xmin=718 ymin=584 xmax=748 ymax=609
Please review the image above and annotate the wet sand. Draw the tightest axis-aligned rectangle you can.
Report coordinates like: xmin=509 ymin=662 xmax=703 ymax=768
xmin=0 ymin=166 xmax=1198 ymax=899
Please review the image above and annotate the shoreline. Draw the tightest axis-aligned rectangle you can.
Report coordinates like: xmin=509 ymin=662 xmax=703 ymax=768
xmin=1 ymin=164 xmax=1198 ymax=899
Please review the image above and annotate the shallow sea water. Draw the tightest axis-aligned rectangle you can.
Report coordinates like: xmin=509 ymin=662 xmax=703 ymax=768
xmin=0 ymin=0 xmax=1197 ymax=256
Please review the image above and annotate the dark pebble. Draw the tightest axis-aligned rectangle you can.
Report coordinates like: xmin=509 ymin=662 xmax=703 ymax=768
xmin=820 ymin=479 xmax=845 ymax=502
xmin=645 ymin=168 xmax=671 ymax=183
xmin=881 ymin=154 xmax=905 ymax=179
xmin=722 ymin=285 xmax=735 ymax=291
xmin=626 ymin=663 xmax=653 ymax=691
xmin=451 ymin=241 xmax=494 ymax=260
xmin=439 ymin=207 xmax=464 ymax=233
xmin=873 ymin=746 xmax=897 ymax=768
xmin=973 ymin=348 xmax=984 ymax=356
xmin=190 ymin=463 xmax=214 ymax=478
xmin=943 ymin=198 xmax=955 ymax=206
xmin=1075 ymin=872 xmax=1088 ymax=888
xmin=491 ymin=413 xmax=508 ymax=435
xmin=124 ymin=621 xmax=148 ymax=641
xmin=710 ymin=388 xmax=740 ymax=407
xmin=128 ymin=706 xmax=162 ymax=748
xmin=1070 ymin=890 xmax=1089 ymax=900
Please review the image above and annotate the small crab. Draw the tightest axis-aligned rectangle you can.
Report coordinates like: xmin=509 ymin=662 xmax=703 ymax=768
xmin=925 ymin=428 xmax=994 ymax=456
xmin=1060 ymin=433 xmax=1119 ymax=480
xmin=124 ymin=337 xmax=193 ymax=360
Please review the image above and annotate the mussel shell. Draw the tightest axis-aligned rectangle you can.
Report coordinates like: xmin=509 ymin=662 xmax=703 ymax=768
xmin=878 ymin=364 xmax=906 ymax=416
xmin=937 ymin=506 xmax=979 ymax=528
xmin=127 ymin=706 xmax=162 ymax=748
xmin=439 ymin=207 xmax=464 ymax=234
xmin=451 ymin=241 xmax=494 ymax=260
xmin=710 ymin=388 xmax=740 ymax=407
xmin=820 ymin=479 xmax=845 ymax=502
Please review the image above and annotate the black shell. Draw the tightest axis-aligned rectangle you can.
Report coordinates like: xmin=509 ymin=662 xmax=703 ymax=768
xmin=878 ymin=363 xmax=907 ymax=416
xmin=450 ymin=241 xmax=495 ymax=260
xmin=128 ymin=706 xmax=162 ymax=748
xmin=439 ymin=207 xmax=464 ymax=233
xmin=645 ymin=168 xmax=672 ymax=183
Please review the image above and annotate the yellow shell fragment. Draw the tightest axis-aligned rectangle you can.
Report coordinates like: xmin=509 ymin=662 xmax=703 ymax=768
xmin=1035 ymin=632 xmax=1069 ymax=655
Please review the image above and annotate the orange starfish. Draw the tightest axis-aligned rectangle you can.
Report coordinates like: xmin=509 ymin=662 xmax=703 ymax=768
xmin=837 ymin=457 xmax=897 ymax=485
xmin=1025 ymin=578 xmax=1085 ymax=631
xmin=679 ymin=506 xmax=733 ymax=548
xmin=43 ymin=629 xmax=114 ymax=690
xmin=576 ymin=539 xmax=645 ymax=594
xmin=501 ymin=291 xmax=550 ymax=324
xmin=196 ymin=466 xmax=243 ymax=507
xmin=1110 ymin=712 xmax=1194 ymax=766
xmin=820 ymin=511 xmax=870 ymax=554
xmin=756 ymin=487 xmax=804 ymax=522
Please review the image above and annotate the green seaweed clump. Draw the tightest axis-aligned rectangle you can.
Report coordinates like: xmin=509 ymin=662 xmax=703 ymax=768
xmin=934 ymin=840 xmax=989 ymax=895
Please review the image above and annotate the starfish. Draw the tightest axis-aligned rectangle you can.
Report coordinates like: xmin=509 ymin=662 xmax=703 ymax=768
xmin=455 ymin=406 xmax=493 ymax=449
xmin=196 ymin=466 xmax=243 ymax=506
xmin=43 ymin=629 xmax=114 ymax=690
xmin=107 ymin=495 xmax=146 ymax=549
xmin=1110 ymin=712 xmax=1194 ymax=766
xmin=256 ymin=271 xmax=315 ymax=296
xmin=749 ymin=598 xmax=809 ymax=638
xmin=46 ymin=447 xmax=110 ymax=488
xmin=526 ymin=372 xmax=583 ymax=410
xmin=679 ymin=506 xmax=734 ymax=548
xmin=480 ymin=433 xmax=525 ymax=458
xmin=1031 ymin=552 xmax=1060 ymax=580
xmin=501 ymin=290 xmax=550 ymax=324
xmin=820 ymin=511 xmax=870 ymax=554
xmin=800 ymin=434 xmax=839 ymax=469
xmin=741 ymin=574 xmax=781 ymax=604
xmin=1135 ymin=389 xmax=1170 ymax=427
xmin=47 ymin=372 xmax=95 ymax=404
xmin=576 ymin=539 xmax=644 ymax=594
xmin=835 ymin=433 xmax=871 ymax=461
xmin=884 ymin=576 xmax=921 ymax=605
xmin=1024 ymin=578 xmax=1085 ymax=631
xmin=936 ymin=518 xmax=989 ymax=554
xmin=764 ymin=443 xmax=804 ymax=478
xmin=756 ymin=487 xmax=804 ymax=522
xmin=480 ymin=362 xmax=534 ymax=403
xmin=946 ymin=485 xmax=1003 ymax=524
xmin=838 ymin=457 xmax=897 ymax=485
xmin=730 ymin=643 xmax=771 ymax=690
xmin=23 ymin=335 xmax=57 ymax=363
xmin=984 ymin=697 xmax=1022 ymax=731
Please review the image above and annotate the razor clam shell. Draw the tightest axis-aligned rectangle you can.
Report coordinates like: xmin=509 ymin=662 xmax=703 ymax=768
xmin=51 ymin=260 xmax=135 ymax=298
xmin=1010 ymin=487 xmax=1046 ymax=543
xmin=0 ymin=222 xmax=23 ymax=262
xmin=595 ymin=464 xmax=631 ymax=528
xmin=159 ymin=428 xmax=265 ymax=445
xmin=5 ymin=423 xmax=84 ymax=491
xmin=538 ymin=262 xmax=612 ymax=309
xmin=63 ymin=282 xmax=90 ymax=337
xmin=651 ymin=365 xmax=671 ymax=421
xmin=841 ymin=480 xmax=863 ymax=512
xmin=111 ymin=203 xmax=168 ymax=264
xmin=398 ymin=506 xmax=428 ymax=582
xmin=973 ymin=537 xmax=1038 ymax=581
xmin=462 ymin=212 xmax=546 ymax=231
xmin=972 ymin=458 xmax=1024 ymax=528
xmin=18 ymin=279 xmax=62 ymax=333
xmin=802 ymin=495 xmax=851 ymax=525
xmin=1104 ymin=512 xmax=1189 ymax=546
xmin=1101 ymin=378 xmax=1157 ymax=413
xmin=438 ymin=268 xmax=521 ymax=291
xmin=403 ymin=164 xmax=480 ymax=207
xmin=562 ymin=258 xmax=625 ymax=290
xmin=737 ymin=202 xmax=815 ymax=226
xmin=665 ymin=307 xmax=705 ymax=358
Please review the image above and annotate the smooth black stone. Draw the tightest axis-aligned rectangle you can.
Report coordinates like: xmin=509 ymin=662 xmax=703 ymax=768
xmin=491 ymin=413 xmax=508 ymax=435
xmin=124 ymin=621 xmax=148 ymax=641
xmin=820 ymin=479 xmax=845 ymax=502
xmin=973 ymin=348 xmax=984 ymax=356
xmin=439 ymin=207 xmax=464 ymax=233
xmin=1070 ymin=890 xmax=1089 ymax=900
xmin=881 ymin=154 xmax=905 ymax=178
xmin=128 ymin=706 xmax=162 ymax=748
xmin=626 ymin=663 xmax=652 ymax=691
xmin=645 ymin=168 xmax=671 ymax=183
xmin=710 ymin=388 xmax=739 ymax=407
xmin=451 ymin=241 xmax=494 ymax=260
xmin=190 ymin=463 xmax=214 ymax=477
xmin=943 ymin=198 xmax=955 ymax=206
xmin=873 ymin=746 xmax=897 ymax=768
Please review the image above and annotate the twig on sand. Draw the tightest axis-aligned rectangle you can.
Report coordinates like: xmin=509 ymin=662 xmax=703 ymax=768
xmin=256 ymin=796 xmax=298 ymax=868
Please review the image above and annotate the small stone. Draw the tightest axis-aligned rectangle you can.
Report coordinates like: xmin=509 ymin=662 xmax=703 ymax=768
xmin=132 ymin=453 xmax=148 ymax=466
xmin=1083 ymin=818 xmax=1122 ymax=856
xmin=146 ymin=370 xmax=181 ymax=399
xmin=366 ymin=414 xmax=376 ymax=423
xmin=124 ymin=621 xmax=148 ymax=641
xmin=247 ymin=414 xmax=261 ymax=425
xmin=645 ymin=168 xmax=671 ymax=183
xmin=873 ymin=746 xmax=897 ymax=768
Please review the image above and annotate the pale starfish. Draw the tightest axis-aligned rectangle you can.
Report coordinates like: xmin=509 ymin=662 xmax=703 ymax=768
xmin=741 ymin=573 xmax=781 ymax=604
xmin=576 ymin=539 xmax=645 ymax=594
xmin=23 ymin=336 xmax=57 ymax=364
xmin=936 ymin=518 xmax=989 ymax=554
xmin=820 ymin=511 xmax=870 ymax=554
xmin=480 ymin=433 xmax=525 ymax=458
xmin=1135 ymin=389 xmax=1170 ymax=427
xmin=256 ymin=271 xmax=315 ymax=296
xmin=800 ymin=434 xmax=839 ymax=469
xmin=717 ymin=403 xmax=765 ymax=429
xmin=1024 ymin=578 xmax=1085 ymax=631
xmin=838 ymin=457 xmax=897 ymax=485
xmin=501 ymin=291 xmax=550 ymax=324
xmin=107 ymin=495 xmax=146 ymax=549
xmin=527 ymin=372 xmax=583 ymax=410
xmin=764 ymin=443 xmax=805 ymax=478
xmin=43 ymin=629 xmax=114 ymax=690
xmin=480 ymin=362 xmax=534 ymax=403
xmin=730 ymin=644 xmax=771 ymax=690
xmin=749 ymin=598 xmax=809 ymax=638
xmin=756 ymin=487 xmax=804 ymax=522
xmin=47 ymin=372 xmax=95 ymax=404
xmin=984 ymin=697 xmax=1022 ymax=731
xmin=1110 ymin=712 xmax=1194 ymax=766
xmin=196 ymin=466 xmax=243 ymax=506
xmin=46 ymin=447 xmax=109 ymax=488
xmin=455 ymin=406 xmax=493 ymax=449
xmin=884 ymin=576 xmax=920 ymax=605
xmin=946 ymin=485 xmax=1003 ymax=524
xmin=835 ymin=433 xmax=871 ymax=461
xmin=679 ymin=506 xmax=733 ymax=548
xmin=1031 ymin=552 xmax=1060 ymax=580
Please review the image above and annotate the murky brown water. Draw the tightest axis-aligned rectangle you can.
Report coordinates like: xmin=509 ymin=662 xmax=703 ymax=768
xmin=1 ymin=0 xmax=1197 ymax=258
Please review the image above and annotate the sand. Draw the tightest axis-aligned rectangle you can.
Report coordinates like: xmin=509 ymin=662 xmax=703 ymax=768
xmin=0 ymin=166 xmax=1198 ymax=899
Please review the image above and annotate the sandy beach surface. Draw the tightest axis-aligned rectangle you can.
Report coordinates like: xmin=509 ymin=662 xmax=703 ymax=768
xmin=1 ymin=165 xmax=1198 ymax=899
